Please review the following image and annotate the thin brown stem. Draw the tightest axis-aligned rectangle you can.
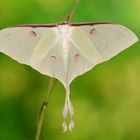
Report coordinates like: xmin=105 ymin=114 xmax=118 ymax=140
xmin=35 ymin=78 xmax=57 ymax=140
xmin=67 ymin=0 xmax=80 ymax=23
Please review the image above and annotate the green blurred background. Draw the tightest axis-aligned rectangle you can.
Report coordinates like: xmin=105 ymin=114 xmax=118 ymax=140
xmin=0 ymin=0 xmax=140 ymax=140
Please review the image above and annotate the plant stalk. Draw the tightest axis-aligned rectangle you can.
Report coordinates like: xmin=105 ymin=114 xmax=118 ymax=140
xmin=35 ymin=78 xmax=57 ymax=140
xmin=67 ymin=0 xmax=80 ymax=22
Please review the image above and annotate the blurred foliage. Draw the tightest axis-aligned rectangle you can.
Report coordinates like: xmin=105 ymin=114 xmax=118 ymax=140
xmin=0 ymin=0 xmax=140 ymax=140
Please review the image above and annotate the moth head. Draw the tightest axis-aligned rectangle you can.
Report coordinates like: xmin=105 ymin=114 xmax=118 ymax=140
xmin=58 ymin=22 xmax=68 ymax=25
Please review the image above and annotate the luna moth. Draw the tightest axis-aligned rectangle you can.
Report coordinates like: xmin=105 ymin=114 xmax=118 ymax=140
xmin=0 ymin=22 xmax=138 ymax=131
xmin=0 ymin=0 xmax=139 ymax=132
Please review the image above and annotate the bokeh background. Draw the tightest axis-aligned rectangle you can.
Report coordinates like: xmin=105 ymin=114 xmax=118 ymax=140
xmin=0 ymin=0 xmax=140 ymax=140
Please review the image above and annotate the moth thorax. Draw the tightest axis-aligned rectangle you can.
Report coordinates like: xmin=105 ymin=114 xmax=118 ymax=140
xmin=58 ymin=25 xmax=71 ymax=38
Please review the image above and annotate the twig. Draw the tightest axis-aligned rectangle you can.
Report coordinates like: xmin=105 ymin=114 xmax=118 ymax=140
xmin=67 ymin=0 xmax=80 ymax=22
xmin=35 ymin=78 xmax=57 ymax=140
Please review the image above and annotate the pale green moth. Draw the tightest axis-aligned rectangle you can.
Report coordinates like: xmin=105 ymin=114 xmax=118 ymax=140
xmin=0 ymin=1 xmax=138 ymax=133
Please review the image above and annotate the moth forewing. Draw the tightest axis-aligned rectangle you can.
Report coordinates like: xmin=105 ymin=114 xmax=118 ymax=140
xmin=0 ymin=27 xmax=45 ymax=64
xmin=77 ymin=24 xmax=138 ymax=63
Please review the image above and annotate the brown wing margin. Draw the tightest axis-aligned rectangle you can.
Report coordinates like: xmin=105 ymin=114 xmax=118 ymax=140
xmin=71 ymin=22 xmax=115 ymax=26
xmin=2 ymin=22 xmax=114 ymax=29
xmin=13 ymin=24 xmax=57 ymax=28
